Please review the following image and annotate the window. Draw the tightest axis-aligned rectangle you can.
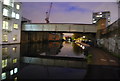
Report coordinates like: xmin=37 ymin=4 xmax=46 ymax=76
xmin=2 ymin=59 xmax=7 ymax=68
xmin=10 ymin=70 xmax=14 ymax=75
xmin=16 ymin=4 xmax=20 ymax=10
xmin=2 ymin=47 xmax=8 ymax=55
xmin=13 ymin=59 xmax=17 ymax=63
xmin=3 ymin=21 xmax=9 ymax=29
xmin=13 ymin=35 xmax=17 ymax=41
xmin=3 ymin=0 xmax=11 ymax=6
xmin=16 ymin=14 xmax=20 ymax=19
xmin=2 ymin=73 xmax=6 ymax=80
xmin=14 ymin=24 xmax=18 ymax=29
xmin=11 ymin=2 xmax=14 ymax=7
xmin=13 ymin=47 xmax=17 ymax=52
xmin=14 ymin=77 xmax=17 ymax=81
xmin=3 ymin=8 xmax=8 ymax=16
xmin=12 ymin=12 xmax=16 ymax=18
xmin=14 ymin=68 xmax=18 ymax=73
xmin=2 ymin=34 xmax=8 ymax=42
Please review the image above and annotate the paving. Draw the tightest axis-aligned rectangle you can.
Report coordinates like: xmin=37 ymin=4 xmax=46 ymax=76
xmin=84 ymin=47 xmax=120 ymax=79
xmin=88 ymin=47 xmax=120 ymax=66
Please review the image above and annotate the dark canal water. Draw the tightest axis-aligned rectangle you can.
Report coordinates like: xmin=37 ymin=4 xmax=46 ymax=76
xmin=1 ymin=41 xmax=120 ymax=80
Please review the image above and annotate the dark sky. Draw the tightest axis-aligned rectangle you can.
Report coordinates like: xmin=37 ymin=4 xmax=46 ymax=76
xmin=22 ymin=2 xmax=118 ymax=24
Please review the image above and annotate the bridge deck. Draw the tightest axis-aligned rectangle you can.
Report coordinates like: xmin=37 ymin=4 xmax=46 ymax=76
xmin=22 ymin=23 xmax=97 ymax=33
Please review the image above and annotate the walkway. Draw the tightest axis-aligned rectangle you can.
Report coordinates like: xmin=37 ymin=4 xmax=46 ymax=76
xmin=88 ymin=47 xmax=120 ymax=66
xmin=84 ymin=47 xmax=120 ymax=79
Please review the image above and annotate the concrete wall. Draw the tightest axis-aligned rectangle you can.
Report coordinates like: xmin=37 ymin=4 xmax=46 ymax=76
xmin=97 ymin=19 xmax=120 ymax=56
xmin=22 ymin=24 xmax=96 ymax=33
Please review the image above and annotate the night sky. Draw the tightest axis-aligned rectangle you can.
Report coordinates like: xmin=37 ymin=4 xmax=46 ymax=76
xmin=22 ymin=2 xmax=118 ymax=24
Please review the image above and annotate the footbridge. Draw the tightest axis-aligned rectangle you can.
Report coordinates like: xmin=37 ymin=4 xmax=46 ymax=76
xmin=22 ymin=23 xmax=97 ymax=33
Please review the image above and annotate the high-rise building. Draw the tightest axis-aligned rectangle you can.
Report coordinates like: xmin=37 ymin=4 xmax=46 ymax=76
xmin=0 ymin=0 xmax=21 ymax=44
xmin=92 ymin=11 xmax=110 ymax=26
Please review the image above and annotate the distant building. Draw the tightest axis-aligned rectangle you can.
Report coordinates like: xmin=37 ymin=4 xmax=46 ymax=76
xmin=92 ymin=11 xmax=110 ymax=26
xmin=0 ymin=0 xmax=22 ymax=44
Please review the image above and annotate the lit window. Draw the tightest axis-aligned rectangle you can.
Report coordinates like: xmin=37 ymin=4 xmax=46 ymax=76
xmin=13 ymin=47 xmax=17 ymax=52
xmin=12 ymin=12 xmax=16 ymax=18
xmin=14 ymin=68 xmax=18 ymax=73
xmin=3 ymin=0 xmax=11 ymax=6
xmin=2 ymin=73 xmax=6 ymax=80
xmin=16 ymin=14 xmax=20 ymax=19
xmin=10 ymin=70 xmax=14 ymax=75
xmin=14 ymin=24 xmax=18 ymax=29
xmin=16 ymin=4 xmax=20 ymax=10
xmin=13 ymin=59 xmax=17 ymax=63
xmin=96 ymin=15 xmax=100 ymax=17
xmin=2 ymin=47 xmax=8 ymax=55
xmin=2 ymin=59 xmax=7 ymax=68
xmin=3 ymin=21 xmax=9 ymax=29
xmin=13 ymin=35 xmax=17 ymax=41
xmin=11 ymin=3 xmax=14 ymax=7
xmin=3 ymin=8 xmax=8 ymax=16
xmin=2 ymin=34 xmax=8 ymax=42
xmin=14 ymin=77 xmax=17 ymax=81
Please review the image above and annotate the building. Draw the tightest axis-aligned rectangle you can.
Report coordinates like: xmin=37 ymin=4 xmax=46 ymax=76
xmin=0 ymin=0 xmax=22 ymax=44
xmin=92 ymin=11 xmax=110 ymax=26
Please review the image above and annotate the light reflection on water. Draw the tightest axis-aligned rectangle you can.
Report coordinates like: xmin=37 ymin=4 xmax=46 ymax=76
xmin=21 ymin=41 xmax=86 ymax=58
xmin=0 ymin=42 xmax=88 ymax=80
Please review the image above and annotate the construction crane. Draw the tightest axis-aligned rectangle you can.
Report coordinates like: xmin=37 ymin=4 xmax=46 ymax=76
xmin=45 ymin=2 xmax=53 ymax=23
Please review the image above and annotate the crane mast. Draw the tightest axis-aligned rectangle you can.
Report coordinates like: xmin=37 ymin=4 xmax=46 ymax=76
xmin=45 ymin=3 xmax=53 ymax=23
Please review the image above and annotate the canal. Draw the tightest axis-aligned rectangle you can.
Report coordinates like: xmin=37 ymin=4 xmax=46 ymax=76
xmin=1 ymin=41 xmax=120 ymax=80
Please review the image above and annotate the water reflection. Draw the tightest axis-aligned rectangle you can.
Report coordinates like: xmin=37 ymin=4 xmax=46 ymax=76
xmin=72 ymin=43 xmax=84 ymax=56
xmin=0 ymin=42 xmax=88 ymax=80
xmin=1 ymin=44 xmax=20 ymax=81
xmin=21 ymin=42 xmax=86 ymax=59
